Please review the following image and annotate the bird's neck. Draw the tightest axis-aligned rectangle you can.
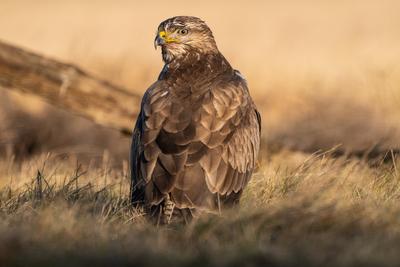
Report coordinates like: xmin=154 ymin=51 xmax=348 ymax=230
xmin=159 ymin=51 xmax=232 ymax=82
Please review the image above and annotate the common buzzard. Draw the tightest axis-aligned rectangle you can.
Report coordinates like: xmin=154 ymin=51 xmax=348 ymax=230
xmin=130 ymin=16 xmax=261 ymax=224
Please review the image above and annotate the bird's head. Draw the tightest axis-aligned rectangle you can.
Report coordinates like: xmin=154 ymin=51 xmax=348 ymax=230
xmin=154 ymin=16 xmax=218 ymax=64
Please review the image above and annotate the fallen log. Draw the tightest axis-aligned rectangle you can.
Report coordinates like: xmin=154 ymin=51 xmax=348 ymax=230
xmin=0 ymin=40 xmax=140 ymax=135
xmin=1 ymin=40 xmax=399 ymax=162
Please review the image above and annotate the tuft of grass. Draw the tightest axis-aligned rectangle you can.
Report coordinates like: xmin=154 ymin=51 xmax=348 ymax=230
xmin=1 ymin=151 xmax=400 ymax=266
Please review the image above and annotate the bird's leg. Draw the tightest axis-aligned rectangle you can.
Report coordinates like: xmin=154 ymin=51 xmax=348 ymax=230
xmin=162 ymin=194 xmax=175 ymax=224
xmin=167 ymin=203 xmax=175 ymax=224
xmin=156 ymin=206 xmax=162 ymax=227
xmin=217 ymin=194 xmax=221 ymax=215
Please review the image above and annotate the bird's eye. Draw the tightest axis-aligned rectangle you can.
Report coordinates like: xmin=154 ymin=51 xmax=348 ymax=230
xmin=178 ymin=29 xmax=189 ymax=35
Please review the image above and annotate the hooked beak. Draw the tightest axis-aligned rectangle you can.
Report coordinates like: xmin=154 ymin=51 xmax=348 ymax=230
xmin=154 ymin=35 xmax=165 ymax=49
xmin=154 ymin=31 xmax=167 ymax=49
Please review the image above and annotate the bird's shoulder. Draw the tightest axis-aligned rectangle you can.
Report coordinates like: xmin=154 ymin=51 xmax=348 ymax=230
xmin=208 ymin=68 xmax=256 ymax=118
xmin=139 ymin=68 xmax=256 ymax=121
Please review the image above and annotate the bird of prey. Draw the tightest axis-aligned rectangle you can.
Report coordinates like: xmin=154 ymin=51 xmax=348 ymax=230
xmin=130 ymin=16 xmax=261 ymax=224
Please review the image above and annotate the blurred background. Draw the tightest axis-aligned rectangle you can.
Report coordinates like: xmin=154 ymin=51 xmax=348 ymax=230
xmin=1 ymin=0 xmax=400 ymax=164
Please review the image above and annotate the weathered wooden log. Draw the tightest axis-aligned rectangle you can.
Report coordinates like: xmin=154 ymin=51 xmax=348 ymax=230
xmin=0 ymin=40 xmax=140 ymax=135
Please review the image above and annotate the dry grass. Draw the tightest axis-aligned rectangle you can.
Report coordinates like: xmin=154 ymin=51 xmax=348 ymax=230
xmin=1 ymin=151 xmax=400 ymax=266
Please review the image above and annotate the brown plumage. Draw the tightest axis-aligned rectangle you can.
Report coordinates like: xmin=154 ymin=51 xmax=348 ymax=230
xmin=130 ymin=16 xmax=261 ymax=224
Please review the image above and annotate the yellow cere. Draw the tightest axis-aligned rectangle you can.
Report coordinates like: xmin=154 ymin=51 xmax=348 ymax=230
xmin=159 ymin=31 xmax=179 ymax=43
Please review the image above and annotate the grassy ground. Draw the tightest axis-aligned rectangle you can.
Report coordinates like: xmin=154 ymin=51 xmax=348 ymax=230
xmin=1 ymin=150 xmax=400 ymax=266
